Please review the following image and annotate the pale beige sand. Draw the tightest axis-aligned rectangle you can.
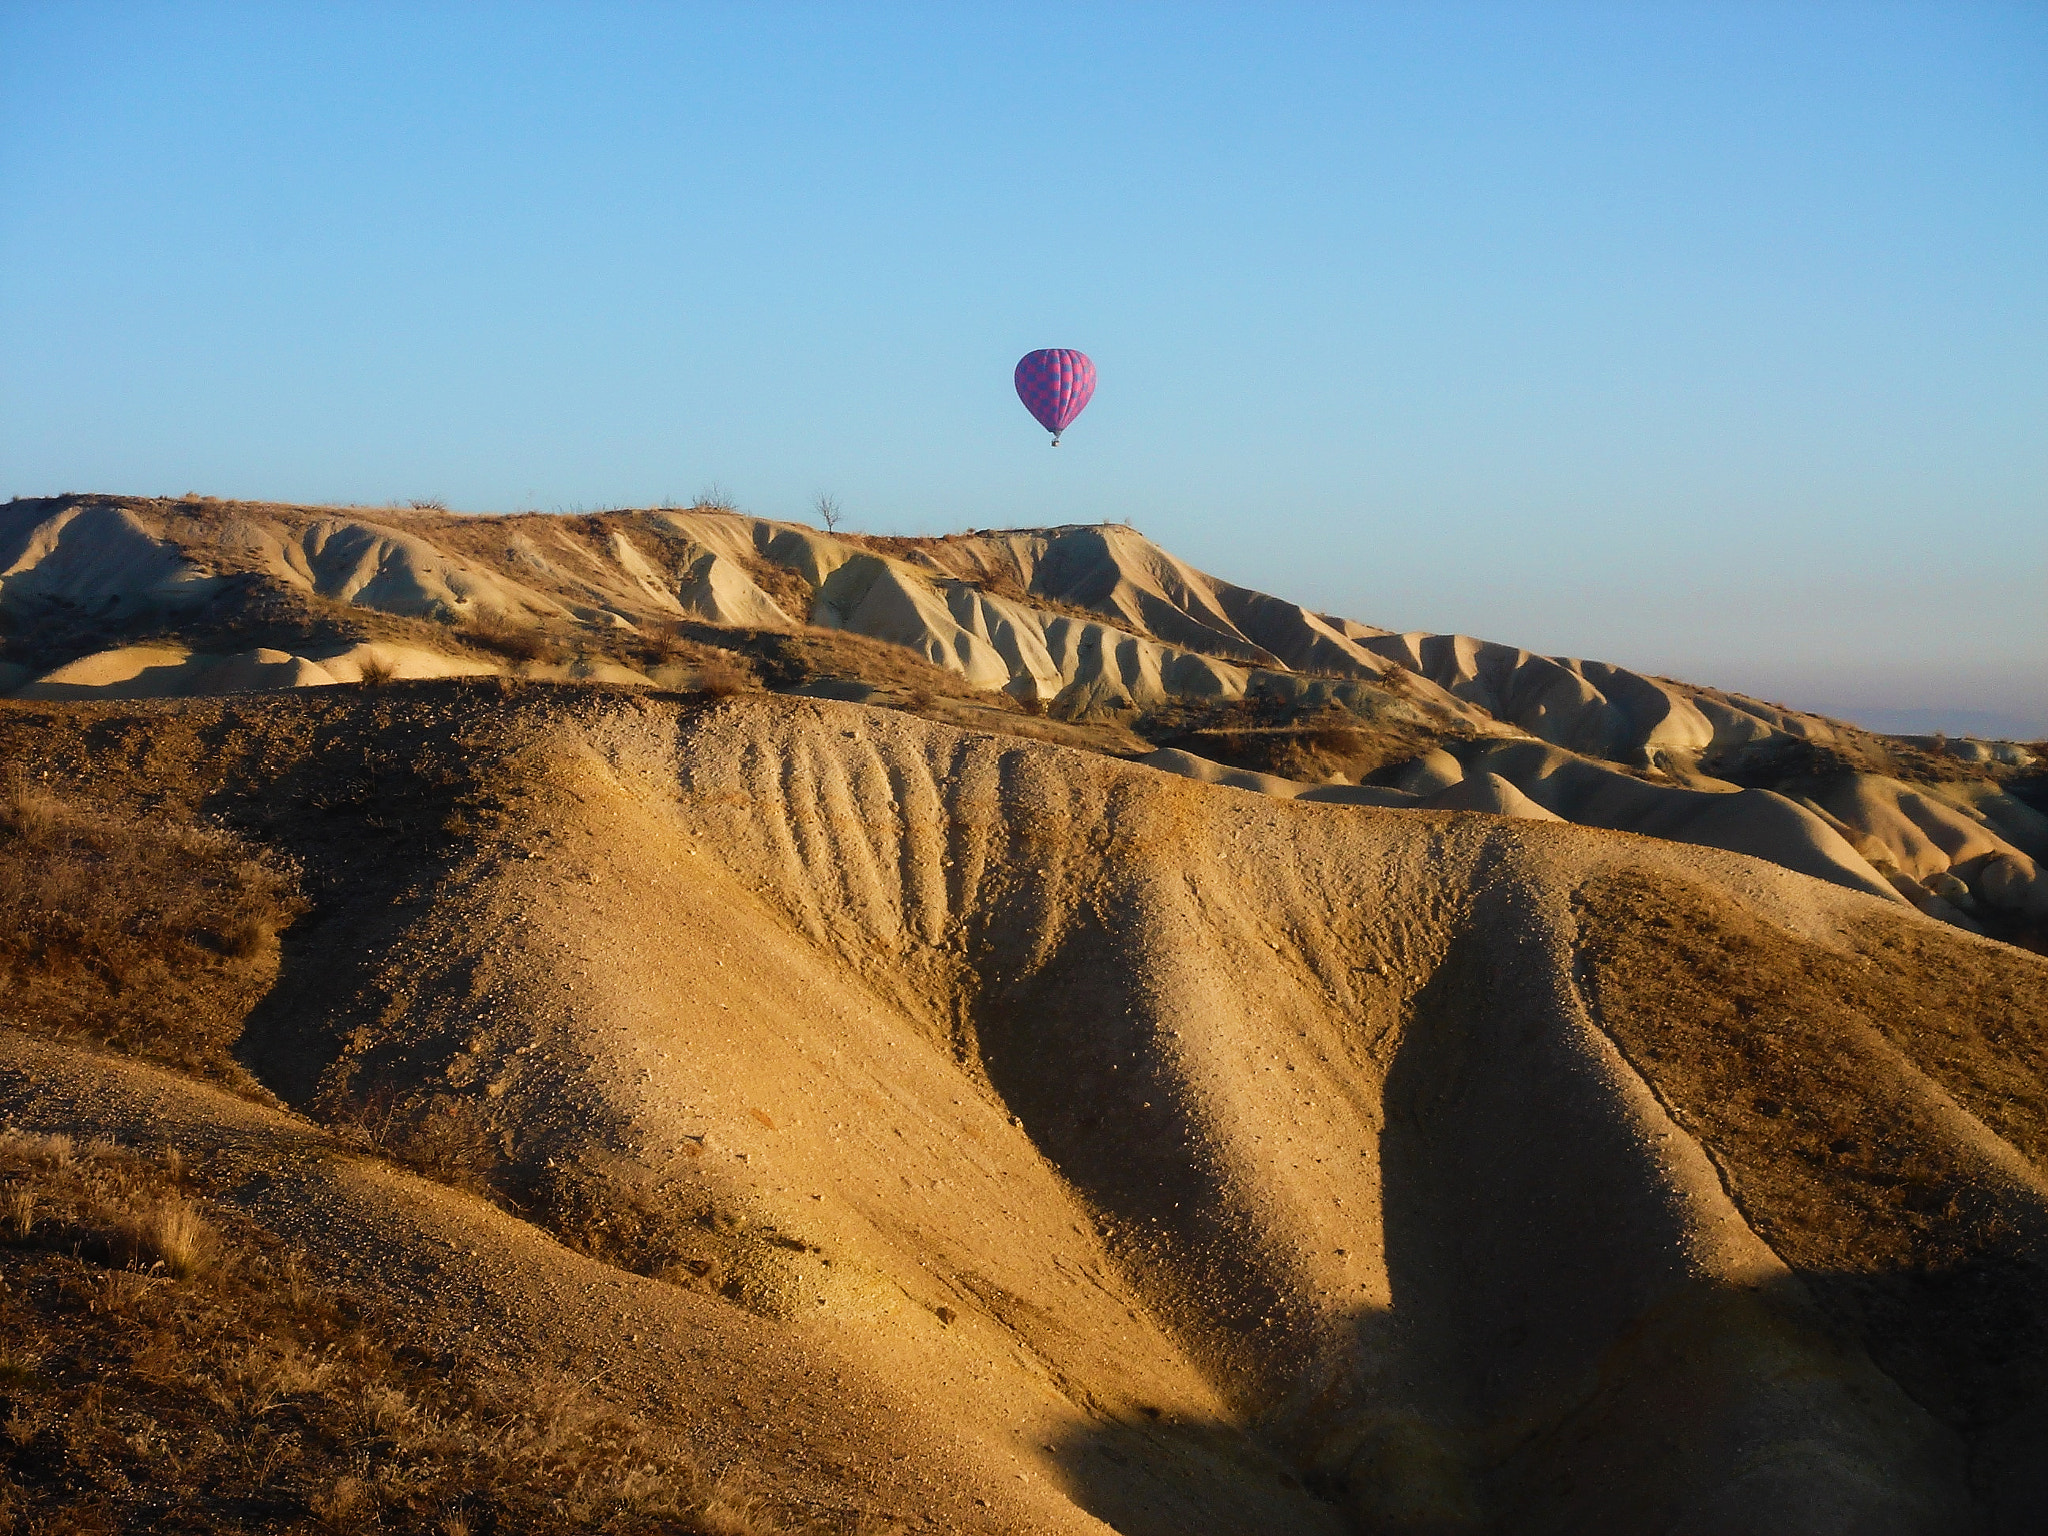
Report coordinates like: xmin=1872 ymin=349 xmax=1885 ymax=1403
xmin=0 ymin=497 xmax=1861 ymax=760
xmin=1418 ymin=770 xmax=1562 ymax=820
xmin=1138 ymin=742 xmax=1903 ymax=902
xmin=13 ymin=642 xmax=503 ymax=699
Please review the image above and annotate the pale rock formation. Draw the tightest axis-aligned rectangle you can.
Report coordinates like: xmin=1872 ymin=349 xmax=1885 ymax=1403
xmin=3 ymin=496 xmax=2037 ymax=938
xmin=1420 ymin=770 xmax=1564 ymax=821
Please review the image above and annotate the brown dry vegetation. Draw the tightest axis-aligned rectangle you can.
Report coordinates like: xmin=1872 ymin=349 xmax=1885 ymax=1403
xmin=463 ymin=610 xmax=566 ymax=669
xmin=1148 ymin=697 xmax=1446 ymax=785
xmin=737 ymin=627 xmax=1010 ymax=710
xmin=734 ymin=561 xmax=818 ymax=629
xmin=1574 ymin=871 xmax=2048 ymax=1522
xmin=687 ymin=654 xmax=755 ymax=700
xmin=627 ymin=625 xmax=760 ymax=697
xmin=0 ymin=1130 xmax=767 ymax=1536
xmin=1699 ymin=729 xmax=2017 ymax=791
xmin=0 ymin=773 xmax=303 ymax=1089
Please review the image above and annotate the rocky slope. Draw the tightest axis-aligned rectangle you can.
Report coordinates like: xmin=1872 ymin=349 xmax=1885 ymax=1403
xmin=1 ymin=684 xmax=2044 ymax=1533
xmin=3 ymin=493 xmax=2042 ymax=949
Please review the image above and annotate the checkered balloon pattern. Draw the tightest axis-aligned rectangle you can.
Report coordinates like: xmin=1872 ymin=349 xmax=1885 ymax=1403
xmin=1014 ymin=349 xmax=1096 ymax=440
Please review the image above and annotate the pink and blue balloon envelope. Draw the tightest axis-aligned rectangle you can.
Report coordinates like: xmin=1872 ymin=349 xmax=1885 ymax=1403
xmin=1014 ymin=349 xmax=1095 ymax=445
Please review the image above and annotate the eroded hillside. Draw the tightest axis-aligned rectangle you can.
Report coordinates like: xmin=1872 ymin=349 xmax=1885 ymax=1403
xmin=2 ymin=683 xmax=2044 ymax=1533
xmin=3 ymin=494 xmax=2043 ymax=954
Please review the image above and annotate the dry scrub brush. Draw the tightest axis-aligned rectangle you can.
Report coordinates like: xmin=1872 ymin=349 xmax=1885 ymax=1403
xmin=463 ymin=609 xmax=566 ymax=669
xmin=691 ymin=654 xmax=755 ymax=700
xmin=326 ymin=1086 xmax=507 ymax=1199
xmin=1151 ymin=699 xmax=1439 ymax=786
xmin=741 ymin=560 xmax=819 ymax=628
xmin=0 ymin=1130 xmax=775 ymax=1535
xmin=744 ymin=628 xmax=1004 ymax=710
xmin=631 ymin=624 xmax=760 ymax=699
xmin=0 ymin=774 xmax=305 ymax=1087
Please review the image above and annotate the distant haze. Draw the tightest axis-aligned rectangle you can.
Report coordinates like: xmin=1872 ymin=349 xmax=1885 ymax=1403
xmin=2 ymin=4 xmax=2041 ymax=735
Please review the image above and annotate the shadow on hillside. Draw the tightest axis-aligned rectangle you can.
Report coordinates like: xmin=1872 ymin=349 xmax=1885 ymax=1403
xmin=1007 ymin=910 xmax=2043 ymax=1535
xmin=1365 ymin=918 xmax=2040 ymax=1533
xmin=1034 ymin=1262 xmax=2036 ymax=1534
xmin=203 ymin=682 xmax=541 ymax=1106
xmin=1039 ymin=1410 xmax=1348 ymax=1536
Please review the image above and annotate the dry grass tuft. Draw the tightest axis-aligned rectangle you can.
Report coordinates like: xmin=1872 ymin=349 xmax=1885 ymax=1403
xmin=1152 ymin=699 xmax=1438 ymax=786
xmin=465 ymin=608 xmax=563 ymax=668
xmin=4 ymin=1187 xmax=35 ymax=1240
xmin=121 ymin=1198 xmax=215 ymax=1279
xmin=0 ymin=783 xmax=305 ymax=1086
xmin=356 ymin=652 xmax=400 ymax=686
xmin=0 ymin=771 xmax=61 ymax=842
xmin=693 ymin=654 xmax=755 ymax=699
xmin=697 ymin=1485 xmax=777 ymax=1536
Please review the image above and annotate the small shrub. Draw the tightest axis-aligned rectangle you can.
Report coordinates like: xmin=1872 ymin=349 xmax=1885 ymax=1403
xmin=408 ymin=498 xmax=449 ymax=511
xmin=357 ymin=653 xmax=399 ymax=686
xmin=117 ymin=1198 xmax=215 ymax=1278
xmin=694 ymin=483 xmax=738 ymax=513
xmin=693 ymin=655 xmax=755 ymax=699
xmin=637 ymin=620 xmax=694 ymax=668
xmin=465 ymin=609 xmax=558 ymax=668
xmin=323 ymin=1083 xmax=509 ymax=1196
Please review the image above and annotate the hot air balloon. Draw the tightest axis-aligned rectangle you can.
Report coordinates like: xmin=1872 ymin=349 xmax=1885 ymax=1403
xmin=1014 ymin=349 xmax=1095 ymax=446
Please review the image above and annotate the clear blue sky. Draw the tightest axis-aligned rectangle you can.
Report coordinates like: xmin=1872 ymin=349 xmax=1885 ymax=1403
xmin=4 ymin=3 xmax=2043 ymax=733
